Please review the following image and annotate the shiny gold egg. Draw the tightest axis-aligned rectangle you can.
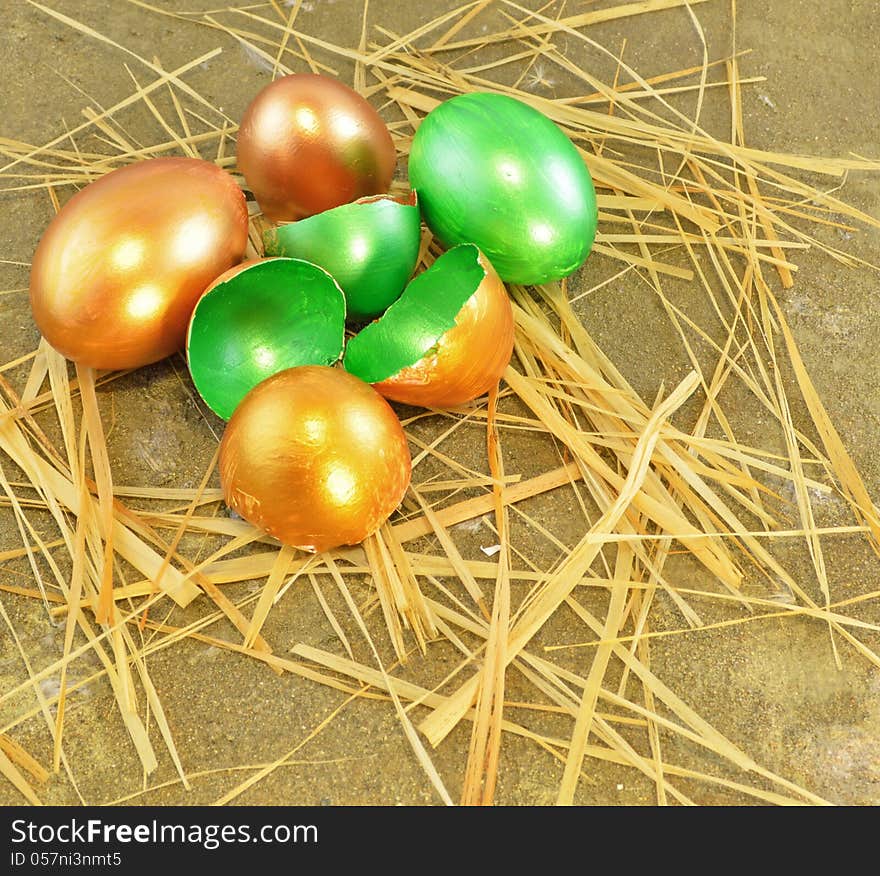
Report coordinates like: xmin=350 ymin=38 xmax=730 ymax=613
xmin=219 ymin=366 xmax=412 ymax=552
xmin=29 ymin=157 xmax=249 ymax=370
xmin=236 ymin=73 xmax=397 ymax=222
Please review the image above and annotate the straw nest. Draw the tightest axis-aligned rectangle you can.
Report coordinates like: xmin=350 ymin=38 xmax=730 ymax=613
xmin=1 ymin=0 xmax=879 ymax=806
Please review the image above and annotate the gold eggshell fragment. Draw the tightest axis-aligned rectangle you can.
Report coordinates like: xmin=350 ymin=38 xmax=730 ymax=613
xmin=236 ymin=73 xmax=397 ymax=222
xmin=343 ymin=245 xmax=515 ymax=408
xmin=219 ymin=366 xmax=412 ymax=553
xmin=29 ymin=157 xmax=249 ymax=371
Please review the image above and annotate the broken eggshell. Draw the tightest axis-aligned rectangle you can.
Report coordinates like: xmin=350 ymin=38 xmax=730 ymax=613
xmin=29 ymin=157 xmax=249 ymax=370
xmin=186 ymin=257 xmax=345 ymax=420
xmin=236 ymin=73 xmax=397 ymax=223
xmin=219 ymin=365 xmax=412 ymax=553
xmin=408 ymin=92 xmax=598 ymax=285
xmin=263 ymin=192 xmax=421 ymax=321
xmin=342 ymin=244 xmax=514 ymax=408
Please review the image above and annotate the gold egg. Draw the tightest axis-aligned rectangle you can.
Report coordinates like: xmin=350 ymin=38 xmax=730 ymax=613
xmin=29 ymin=157 xmax=249 ymax=370
xmin=236 ymin=73 xmax=397 ymax=222
xmin=219 ymin=366 xmax=412 ymax=552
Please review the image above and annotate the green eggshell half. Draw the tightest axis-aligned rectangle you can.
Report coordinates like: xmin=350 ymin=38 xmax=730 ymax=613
xmin=186 ymin=257 xmax=345 ymax=420
xmin=342 ymin=244 xmax=483 ymax=383
xmin=409 ymin=92 xmax=597 ymax=285
xmin=263 ymin=193 xmax=422 ymax=321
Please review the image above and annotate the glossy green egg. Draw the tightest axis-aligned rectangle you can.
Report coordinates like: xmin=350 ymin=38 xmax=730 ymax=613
xmin=263 ymin=193 xmax=421 ymax=321
xmin=409 ymin=92 xmax=597 ymax=285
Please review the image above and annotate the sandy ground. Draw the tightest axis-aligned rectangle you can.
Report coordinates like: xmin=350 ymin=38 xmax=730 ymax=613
xmin=1 ymin=0 xmax=879 ymax=806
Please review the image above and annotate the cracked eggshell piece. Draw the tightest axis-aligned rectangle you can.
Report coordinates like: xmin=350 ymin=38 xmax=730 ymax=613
xmin=186 ymin=257 xmax=346 ymax=420
xmin=342 ymin=244 xmax=514 ymax=408
xmin=263 ymin=192 xmax=421 ymax=321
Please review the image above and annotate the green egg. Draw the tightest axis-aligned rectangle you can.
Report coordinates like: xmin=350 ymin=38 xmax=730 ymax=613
xmin=409 ymin=92 xmax=597 ymax=285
